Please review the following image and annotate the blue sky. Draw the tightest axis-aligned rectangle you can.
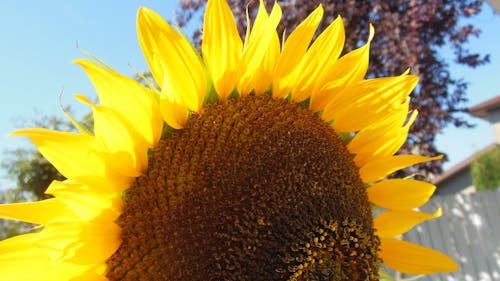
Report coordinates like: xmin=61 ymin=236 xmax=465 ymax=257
xmin=0 ymin=1 xmax=499 ymax=189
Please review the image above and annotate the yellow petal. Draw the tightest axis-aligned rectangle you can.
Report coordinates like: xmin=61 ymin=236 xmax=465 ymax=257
xmin=75 ymin=94 xmax=149 ymax=177
xmin=367 ymin=179 xmax=436 ymax=210
xmin=33 ymin=208 xmax=119 ymax=264
xmin=202 ymin=0 xmax=243 ymax=99
xmin=322 ymin=74 xmax=418 ymax=132
xmin=9 ymin=128 xmax=120 ymax=183
xmin=0 ymin=199 xmax=73 ymax=224
xmin=65 ymin=220 xmax=121 ymax=265
xmin=35 ymin=222 xmax=81 ymax=261
xmin=290 ymin=16 xmax=345 ymax=102
xmin=75 ymin=59 xmax=162 ymax=146
xmin=0 ymin=235 xmax=51 ymax=275
xmin=310 ymin=24 xmax=374 ymax=112
xmin=360 ymin=155 xmax=442 ymax=183
xmin=159 ymin=92 xmax=189 ymax=129
xmin=0 ymin=233 xmax=91 ymax=280
xmin=349 ymin=106 xmax=416 ymax=166
xmin=135 ymin=7 xmax=164 ymax=90
xmin=46 ymin=180 xmax=121 ymax=222
xmin=238 ymin=1 xmax=282 ymax=95
xmin=77 ymin=174 xmax=131 ymax=194
xmin=380 ymin=239 xmax=459 ymax=274
xmin=335 ymin=74 xmax=417 ymax=111
xmin=374 ymin=209 xmax=442 ymax=238
xmin=272 ymin=4 xmax=324 ymax=98
xmin=250 ymin=31 xmax=280 ymax=95
xmin=137 ymin=7 xmax=206 ymax=112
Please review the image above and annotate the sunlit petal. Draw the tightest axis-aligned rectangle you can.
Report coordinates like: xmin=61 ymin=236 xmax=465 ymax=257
xmin=374 ymin=209 xmax=442 ymax=237
xmin=137 ymin=7 xmax=207 ymax=112
xmin=202 ymin=0 xmax=243 ymax=99
xmin=380 ymin=239 xmax=459 ymax=274
xmin=238 ymin=1 xmax=282 ymax=95
xmin=367 ymin=179 xmax=436 ymax=210
xmin=75 ymin=59 xmax=162 ymax=146
xmin=360 ymin=155 xmax=443 ymax=183
xmin=272 ymin=4 xmax=324 ymax=98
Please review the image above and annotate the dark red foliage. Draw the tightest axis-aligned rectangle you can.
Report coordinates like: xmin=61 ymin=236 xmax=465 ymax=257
xmin=176 ymin=0 xmax=489 ymax=178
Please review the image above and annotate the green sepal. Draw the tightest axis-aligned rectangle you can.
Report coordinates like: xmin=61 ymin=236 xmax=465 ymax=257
xmin=161 ymin=122 xmax=176 ymax=140
xmin=60 ymin=98 xmax=92 ymax=135
xmin=336 ymin=132 xmax=354 ymax=145
xmin=227 ymin=88 xmax=240 ymax=100
xmin=78 ymin=47 xmax=114 ymax=71
xmin=204 ymin=82 xmax=219 ymax=105
xmin=299 ymin=97 xmax=310 ymax=109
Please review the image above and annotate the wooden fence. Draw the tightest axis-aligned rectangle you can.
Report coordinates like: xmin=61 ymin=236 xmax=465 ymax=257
xmin=403 ymin=189 xmax=500 ymax=281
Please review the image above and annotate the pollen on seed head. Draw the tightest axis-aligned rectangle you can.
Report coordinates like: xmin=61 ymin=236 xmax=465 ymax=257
xmin=106 ymin=95 xmax=380 ymax=281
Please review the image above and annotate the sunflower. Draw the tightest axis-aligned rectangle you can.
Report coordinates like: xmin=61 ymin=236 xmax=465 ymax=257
xmin=0 ymin=0 xmax=458 ymax=280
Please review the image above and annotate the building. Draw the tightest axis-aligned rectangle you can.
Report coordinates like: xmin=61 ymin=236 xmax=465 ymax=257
xmin=410 ymin=95 xmax=500 ymax=281
xmin=487 ymin=0 xmax=500 ymax=13
xmin=432 ymin=95 xmax=500 ymax=195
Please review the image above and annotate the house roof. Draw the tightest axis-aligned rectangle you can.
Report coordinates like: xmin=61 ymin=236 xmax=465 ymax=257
xmin=432 ymin=143 xmax=499 ymax=185
xmin=487 ymin=0 xmax=500 ymax=12
xmin=468 ymin=95 xmax=500 ymax=119
xmin=433 ymin=95 xmax=500 ymax=187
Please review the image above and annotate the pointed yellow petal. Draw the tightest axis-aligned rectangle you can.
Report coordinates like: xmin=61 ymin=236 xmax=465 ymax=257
xmin=310 ymin=24 xmax=374 ymax=112
xmin=380 ymin=239 xmax=459 ymax=274
xmin=251 ymin=31 xmax=280 ymax=95
xmin=349 ymin=106 xmax=416 ymax=166
xmin=78 ymin=174 xmax=131 ymax=194
xmin=9 ymin=128 xmax=121 ymax=183
xmin=0 ymin=233 xmax=92 ymax=280
xmin=0 ymin=234 xmax=51 ymax=275
xmin=32 ymin=208 xmax=119 ymax=263
xmin=136 ymin=7 xmax=164 ymax=90
xmin=202 ymin=0 xmax=243 ymax=99
xmin=272 ymin=4 xmax=324 ymax=98
xmin=290 ymin=16 xmax=345 ymax=102
xmin=322 ymin=74 xmax=418 ymax=132
xmin=159 ymin=93 xmax=189 ymax=129
xmin=75 ymin=94 xmax=148 ymax=177
xmin=374 ymin=209 xmax=442 ymax=238
xmin=137 ymin=7 xmax=206 ymax=112
xmin=46 ymin=180 xmax=121 ymax=222
xmin=75 ymin=59 xmax=162 ymax=146
xmin=65 ymin=220 xmax=121 ymax=265
xmin=238 ymin=1 xmax=282 ymax=95
xmin=367 ymin=179 xmax=436 ymax=210
xmin=360 ymin=155 xmax=442 ymax=183
xmin=334 ymin=74 xmax=418 ymax=112
xmin=243 ymin=0 xmax=269 ymax=48
xmin=0 ymin=199 xmax=73 ymax=224
xmin=35 ymin=222 xmax=81 ymax=261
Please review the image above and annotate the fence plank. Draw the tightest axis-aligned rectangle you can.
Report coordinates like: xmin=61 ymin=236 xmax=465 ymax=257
xmin=401 ymin=189 xmax=500 ymax=281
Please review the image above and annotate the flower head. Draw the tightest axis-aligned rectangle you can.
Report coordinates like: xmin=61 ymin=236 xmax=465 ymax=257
xmin=0 ymin=0 xmax=458 ymax=280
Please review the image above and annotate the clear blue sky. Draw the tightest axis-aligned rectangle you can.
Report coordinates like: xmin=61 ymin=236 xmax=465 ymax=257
xmin=0 ymin=1 xmax=499 ymax=189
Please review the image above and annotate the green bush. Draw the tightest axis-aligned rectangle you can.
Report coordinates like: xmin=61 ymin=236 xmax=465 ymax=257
xmin=471 ymin=146 xmax=500 ymax=191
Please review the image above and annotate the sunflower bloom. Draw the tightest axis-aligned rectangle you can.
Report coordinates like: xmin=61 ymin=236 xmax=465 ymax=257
xmin=0 ymin=0 xmax=458 ymax=280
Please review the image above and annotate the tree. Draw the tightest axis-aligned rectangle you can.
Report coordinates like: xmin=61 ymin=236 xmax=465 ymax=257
xmin=0 ymin=188 xmax=34 ymax=240
xmin=176 ymin=0 xmax=489 ymax=178
xmin=471 ymin=147 xmax=500 ymax=191
xmin=2 ymin=148 xmax=64 ymax=199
